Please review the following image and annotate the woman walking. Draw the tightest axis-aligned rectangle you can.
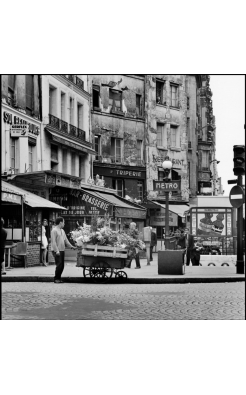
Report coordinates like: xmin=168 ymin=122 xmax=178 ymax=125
xmin=41 ymin=219 xmax=48 ymax=266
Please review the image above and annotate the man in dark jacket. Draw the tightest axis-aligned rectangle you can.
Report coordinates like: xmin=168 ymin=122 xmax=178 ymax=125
xmin=150 ymin=228 xmax=157 ymax=261
xmin=183 ymin=228 xmax=196 ymax=266
xmin=1 ymin=218 xmax=7 ymax=275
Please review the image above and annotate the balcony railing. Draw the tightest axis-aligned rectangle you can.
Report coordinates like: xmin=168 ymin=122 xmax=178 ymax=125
xmin=62 ymin=75 xmax=85 ymax=91
xmin=48 ymin=114 xmax=86 ymax=142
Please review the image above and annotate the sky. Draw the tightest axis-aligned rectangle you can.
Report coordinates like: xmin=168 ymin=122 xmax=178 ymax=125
xmin=209 ymin=75 xmax=245 ymax=195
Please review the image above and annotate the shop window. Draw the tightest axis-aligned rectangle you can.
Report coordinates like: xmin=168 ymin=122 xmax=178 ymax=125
xmin=137 ymin=181 xmax=143 ymax=201
xmin=109 ymin=89 xmax=122 ymax=112
xmin=170 ymin=125 xmax=180 ymax=148
xmin=111 ymin=138 xmax=122 ymax=163
xmin=156 ymin=80 xmax=165 ymax=104
xmin=136 ymin=94 xmax=142 ymax=116
xmin=25 ymin=210 xmax=42 ymax=242
xmin=10 ymin=137 xmax=17 ymax=171
xmin=157 ymin=123 xmax=167 ymax=147
xmin=93 ymin=85 xmax=100 ymax=109
xmin=112 ymin=179 xmax=124 ymax=197
xmin=137 ymin=140 xmax=143 ymax=162
xmin=51 ymin=144 xmax=58 ymax=171
xmin=94 ymin=135 xmax=101 ymax=161
xmin=170 ymin=83 xmax=179 ymax=107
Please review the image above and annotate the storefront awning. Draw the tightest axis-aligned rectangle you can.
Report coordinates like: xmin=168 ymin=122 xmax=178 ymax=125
xmin=2 ymin=181 xmax=67 ymax=210
xmin=95 ymin=192 xmax=146 ymax=219
xmin=153 ymin=202 xmax=189 ymax=218
xmin=46 ymin=128 xmax=96 ymax=155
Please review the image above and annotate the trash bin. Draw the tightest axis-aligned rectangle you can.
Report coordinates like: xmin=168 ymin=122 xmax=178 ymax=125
xmin=158 ymin=249 xmax=185 ymax=275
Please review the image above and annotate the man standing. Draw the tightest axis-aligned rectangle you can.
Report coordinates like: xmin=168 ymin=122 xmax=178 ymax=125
xmin=51 ymin=217 xmax=77 ymax=283
xmin=126 ymin=222 xmax=141 ymax=269
xmin=183 ymin=227 xmax=196 ymax=266
xmin=150 ymin=228 xmax=157 ymax=261
xmin=1 ymin=218 xmax=7 ymax=275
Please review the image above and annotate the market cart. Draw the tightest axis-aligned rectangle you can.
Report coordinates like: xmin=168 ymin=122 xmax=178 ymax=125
xmin=77 ymin=244 xmax=129 ymax=283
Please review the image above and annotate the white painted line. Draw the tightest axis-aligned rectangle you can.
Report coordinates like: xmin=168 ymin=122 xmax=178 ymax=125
xmin=231 ymin=195 xmax=243 ymax=199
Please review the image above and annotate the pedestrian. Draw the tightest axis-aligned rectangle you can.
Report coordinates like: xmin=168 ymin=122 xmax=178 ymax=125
xmin=125 ymin=222 xmax=141 ymax=269
xmin=183 ymin=227 xmax=196 ymax=266
xmin=41 ymin=219 xmax=48 ymax=266
xmin=51 ymin=216 xmax=77 ymax=283
xmin=1 ymin=218 xmax=7 ymax=275
xmin=193 ymin=237 xmax=203 ymax=266
xmin=150 ymin=228 xmax=157 ymax=261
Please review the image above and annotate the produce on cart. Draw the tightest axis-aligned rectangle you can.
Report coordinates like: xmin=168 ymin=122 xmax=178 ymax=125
xmin=69 ymin=216 xmax=145 ymax=282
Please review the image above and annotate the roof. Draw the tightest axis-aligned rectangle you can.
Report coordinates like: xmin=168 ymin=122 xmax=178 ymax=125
xmin=189 ymin=196 xmax=232 ymax=208
xmin=153 ymin=202 xmax=189 ymax=217
xmin=95 ymin=192 xmax=146 ymax=211
xmin=1 ymin=181 xmax=67 ymax=210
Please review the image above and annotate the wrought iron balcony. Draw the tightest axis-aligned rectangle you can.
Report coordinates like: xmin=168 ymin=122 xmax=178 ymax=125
xmin=61 ymin=75 xmax=85 ymax=91
xmin=48 ymin=114 xmax=86 ymax=142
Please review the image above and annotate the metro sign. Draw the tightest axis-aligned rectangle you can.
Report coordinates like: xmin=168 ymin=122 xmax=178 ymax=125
xmin=229 ymin=185 xmax=244 ymax=208
xmin=153 ymin=180 xmax=181 ymax=191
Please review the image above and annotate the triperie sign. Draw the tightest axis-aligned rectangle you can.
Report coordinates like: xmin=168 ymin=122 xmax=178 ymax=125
xmin=153 ymin=180 xmax=181 ymax=192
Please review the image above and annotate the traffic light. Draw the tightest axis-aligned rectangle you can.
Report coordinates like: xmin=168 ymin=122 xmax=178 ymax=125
xmin=233 ymin=145 xmax=245 ymax=176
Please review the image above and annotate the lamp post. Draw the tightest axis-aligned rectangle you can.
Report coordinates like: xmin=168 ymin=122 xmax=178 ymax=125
xmin=162 ymin=157 xmax=172 ymax=250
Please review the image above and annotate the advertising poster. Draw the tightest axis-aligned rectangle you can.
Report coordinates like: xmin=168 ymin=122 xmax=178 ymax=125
xmin=197 ymin=211 xmax=226 ymax=236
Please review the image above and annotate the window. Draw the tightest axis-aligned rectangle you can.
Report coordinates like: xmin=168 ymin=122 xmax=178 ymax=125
xmin=156 ymin=80 xmax=165 ymax=104
xmin=10 ymin=138 xmax=16 ymax=169
xmin=170 ymin=84 xmax=179 ymax=107
xmin=61 ymin=93 xmax=65 ymax=120
xmin=157 ymin=123 xmax=167 ymax=147
xmin=94 ymin=135 xmax=101 ymax=160
xmin=170 ymin=125 xmax=180 ymax=148
xmin=93 ymin=85 xmax=100 ymax=108
xmin=71 ymin=152 xmax=76 ymax=175
xmin=51 ymin=144 xmax=58 ymax=162
xmin=49 ymin=86 xmax=57 ymax=116
xmin=69 ymin=97 xmax=73 ymax=125
xmin=109 ymin=89 xmax=122 ymax=112
xmin=137 ymin=140 xmax=143 ymax=162
xmin=28 ymin=144 xmax=34 ymax=172
xmin=187 ymin=117 xmax=190 ymax=142
xmin=137 ymin=181 xmax=143 ymax=201
xmin=77 ymin=103 xmax=83 ymax=129
xmin=8 ymin=75 xmax=15 ymax=106
xmin=111 ymin=138 xmax=122 ymax=163
xmin=187 ymin=96 xmax=190 ymax=109
xmin=26 ymin=75 xmax=34 ymax=115
xmin=112 ymin=179 xmax=124 ymax=197
xmin=79 ymin=156 xmax=84 ymax=179
xmin=202 ymin=151 xmax=209 ymax=169
xmin=63 ymin=149 xmax=67 ymax=174
xmin=136 ymin=94 xmax=142 ymax=116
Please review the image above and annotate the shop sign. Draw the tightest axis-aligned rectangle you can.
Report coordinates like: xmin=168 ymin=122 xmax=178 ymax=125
xmin=116 ymin=207 xmax=146 ymax=219
xmin=1 ymin=191 xmax=22 ymax=204
xmin=93 ymin=166 xmax=146 ymax=179
xmin=3 ymin=111 xmax=40 ymax=136
xmin=59 ymin=189 xmax=113 ymax=217
xmin=11 ymin=124 xmax=29 ymax=137
xmin=153 ymin=180 xmax=181 ymax=191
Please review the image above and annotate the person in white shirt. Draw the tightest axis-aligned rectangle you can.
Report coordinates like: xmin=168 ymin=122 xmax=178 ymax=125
xmin=51 ymin=217 xmax=76 ymax=283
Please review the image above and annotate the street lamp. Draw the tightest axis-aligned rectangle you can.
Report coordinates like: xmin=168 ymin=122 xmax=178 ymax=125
xmin=162 ymin=157 xmax=172 ymax=250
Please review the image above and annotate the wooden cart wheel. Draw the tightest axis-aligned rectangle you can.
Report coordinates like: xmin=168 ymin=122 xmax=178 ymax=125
xmin=83 ymin=267 xmax=90 ymax=278
xmin=89 ymin=261 xmax=113 ymax=283
xmin=115 ymin=270 xmax=127 ymax=282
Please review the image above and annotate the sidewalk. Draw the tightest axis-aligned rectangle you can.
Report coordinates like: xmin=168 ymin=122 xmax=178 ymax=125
xmin=1 ymin=253 xmax=245 ymax=284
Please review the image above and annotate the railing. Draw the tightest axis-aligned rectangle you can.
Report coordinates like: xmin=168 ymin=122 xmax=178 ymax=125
xmin=62 ymin=75 xmax=85 ymax=91
xmin=48 ymin=114 xmax=87 ymax=142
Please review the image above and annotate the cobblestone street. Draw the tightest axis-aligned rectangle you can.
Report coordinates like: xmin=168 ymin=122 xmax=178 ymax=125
xmin=2 ymin=282 xmax=245 ymax=320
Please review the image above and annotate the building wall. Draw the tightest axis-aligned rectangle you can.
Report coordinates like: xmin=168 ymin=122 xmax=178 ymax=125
xmin=145 ymin=75 xmax=189 ymax=202
xmin=41 ymin=75 xmax=91 ymax=181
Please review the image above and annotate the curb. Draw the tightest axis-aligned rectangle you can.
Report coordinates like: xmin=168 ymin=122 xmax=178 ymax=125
xmin=1 ymin=276 xmax=245 ymax=284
